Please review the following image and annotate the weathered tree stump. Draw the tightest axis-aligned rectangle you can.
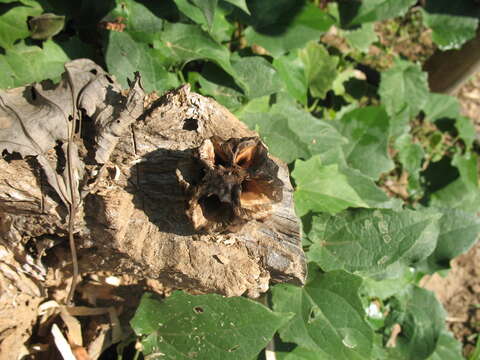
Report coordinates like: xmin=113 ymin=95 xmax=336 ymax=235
xmin=0 ymin=60 xmax=306 ymax=355
xmin=82 ymin=84 xmax=306 ymax=297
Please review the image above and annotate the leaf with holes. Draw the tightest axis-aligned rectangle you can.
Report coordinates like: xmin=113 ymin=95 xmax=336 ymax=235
xmin=272 ymin=268 xmax=374 ymax=360
xmin=131 ymin=292 xmax=292 ymax=360
xmin=306 ymin=208 xmax=441 ymax=274
xmin=105 ymin=31 xmax=180 ymax=93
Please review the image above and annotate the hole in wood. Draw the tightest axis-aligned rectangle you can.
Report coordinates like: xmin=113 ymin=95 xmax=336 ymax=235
xmin=199 ymin=194 xmax=233 ymax=223
xmin=183 ymin=118 xmax=198 ymax=131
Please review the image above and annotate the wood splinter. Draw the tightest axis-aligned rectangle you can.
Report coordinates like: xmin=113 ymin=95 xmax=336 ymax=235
xmin=179 ymin=136 xmax=284 ymax=233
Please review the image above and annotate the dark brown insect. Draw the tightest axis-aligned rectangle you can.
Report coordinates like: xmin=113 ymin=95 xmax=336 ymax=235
xmin=179 ymin=136 xmax=283 ymax=233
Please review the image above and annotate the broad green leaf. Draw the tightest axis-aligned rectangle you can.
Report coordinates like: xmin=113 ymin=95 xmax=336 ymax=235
xmin=131 ymin=292 xmax=291 ymax=360
xmin=108 ymin=0 xmax=167 ymax=43
xmin=231 ymin=56 xmax=283 ymax=99
xmin=241 ymin=111 xmax=310 ymax=163
xmin=272 ymin=269 xmax=373 ymax=360
xmin=379 ymin=58 xmax=429 ymax=136
xmin=299 ymin=42 xmax=338 ymax=99
xmin=0 ymin=0 xmax=42 ymax=49
xmin=361 ymin=267 xmax=415 ymax=300
xmin=453 ymin=152 xmax=478 ymax=192
xmin=197 ymin=63 xmax=244 ymax=110
xmin=317 ymin=146 xmax=396 ymax=209
xmin=431 ymin=177 xmax=480 ymax=213
xmin=337 ymin=106 xmax=394 ymax=179
xmin=422 ymin=0 xmax=480 ymax=50
xmin=273 ymin=52 xmax=308 ymax=105
xmin=223 ymin=0 xmax=250 ymax=15
xmin=307 ymin=208 xmax=441 ymax=274
xmin=420 ymin=207 xmax=480 ymax=272
xmin=239 ymin=95 xmax=346 ymax=163
xmin=427 ymin=331 xmax=463 ymax=360
xmin=155 ymin=22 xmax=237 ymax=78
xmin=395 ymin=134 xmax=425 ymax=195
xmin=244 ymin=2 xmax=334 ymax=57
xmin=456 ymin=116 xmax=476 ymax=149
xmin=332 ymin=68 xmax=358 ymax=97
xmin=293 ymin=156 xmax=368 ymax=216
xmin=105 ymin=31 xmax=179 ymax=93
xmin=173 ymin=0 xmax=210 ymax=26
xmin=423 ymin=93 xmax=460 ymax=122
xmin=343 ymin=23 xmax=378 ymax=52
xmin=339 ymin=0 xmax=417 ymax=26
xmin=174 ymin=0 xmax=234 ymax=43
xmin=0 ymin=40 xmax=70 ymax=88
xmin=191 ymin=0 xmax=217 ymax=29
xmin=282 ymin=347 xmax=330 ymax=360
xmin=385 ymin=286 xmax=446 ymax=360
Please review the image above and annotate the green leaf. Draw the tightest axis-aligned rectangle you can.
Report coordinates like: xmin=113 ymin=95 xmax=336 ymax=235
xmin=343 ymin=23 xmax=378 ymax=52
xmin=105 ymin=31 xmax=179 ymax=93
xmin=293 ymin=156 xmax=369 ymax=216
xmin=223 ymin=0 xmax=250 ymax=14
xmin=299 ymin=42 xmax=338 ymax=99
xmin=422 ymin=0 xmax=480 ymax=50
xmin=427 ymin=331 xmax=463 ymax=360
xmin=282 ymin=347 xmax=330 ymax=360
xmin=231 ymin=56 xmax=283 ymax=99
xmin=337 ymin=106 xmax=394 ymax=179
xmin=273 ymin=52 xmax=308 ymax=105
xmin=386 ymin=286 xmax=446 ymax=360
xmin=339 ymin=0 xmax=417 ymax=26
xmin=420 ymin=207 xmax=480 ymax=272
xmin=395 ymin=134 xmax=425 ymax=195
xmin=306 ymin=208 xmax=441 ymax=274
xmin=155 ymin=22 xmax=237 ymax=78
xmin=423 ymin=93 xmax=460 ymax=122
xmin=174 ymin=0 xmax=234 ymax=43
xmin=131 ymin=292 xmax=291 ymax=360
xmin=239 ymin=95 xmax=346 ymax=163
xmin=191 ymin=0 xmax=217 ymax=29
xmin=361 ymin=267 xmax=415 ymax=300
xmin=456 ymin=116 xmax=476 ymax=150
xmin=453 ymin=152 xmax=478 ymax=192
xmin=379 ymin=58 xmax=429 ymax=136
xmin=0 ymin=40 xmax=70 ymax=88
xmin=108 ymin=0 xmax=167 ymax=43
xmin=317 ymin=146 xmax=397 ymax=209
xmin=0 ymin=0 xmax=42 ymax=49
xmin=272 ymin=269 xmax=373 ymax=360
xmin=197 ymin=63 xmax=244 ymax=110
xmin=244 ymin=2 xmax=334 ymax=57
xmin=431 ymin=177 xmax=480 ymax=213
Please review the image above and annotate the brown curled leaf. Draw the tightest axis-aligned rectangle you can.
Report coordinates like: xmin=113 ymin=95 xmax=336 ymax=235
xmin=183 ymin=136 xmax=283 ymax=233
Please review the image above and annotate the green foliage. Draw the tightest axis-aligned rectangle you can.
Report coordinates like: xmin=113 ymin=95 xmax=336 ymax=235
xmin=1 ymin=0 xmax=479 ymax=359
xmin=272 ymin=269 xmax=374 ymax=360
xmin=131 ymin=292 xmax=292 ymax=360
xmin=421 ymin=0 xmax=480 ymax=50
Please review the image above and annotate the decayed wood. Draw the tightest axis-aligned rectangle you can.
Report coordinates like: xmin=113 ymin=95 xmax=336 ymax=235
xmin=81 ymin=85 xmax=306 ymax=297
xmin=0 ymin=80 xmax=306 ymax=302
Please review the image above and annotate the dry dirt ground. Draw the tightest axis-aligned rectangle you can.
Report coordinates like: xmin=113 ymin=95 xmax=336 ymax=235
xmin=423 ymin=73 xmax=480 ymax=357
